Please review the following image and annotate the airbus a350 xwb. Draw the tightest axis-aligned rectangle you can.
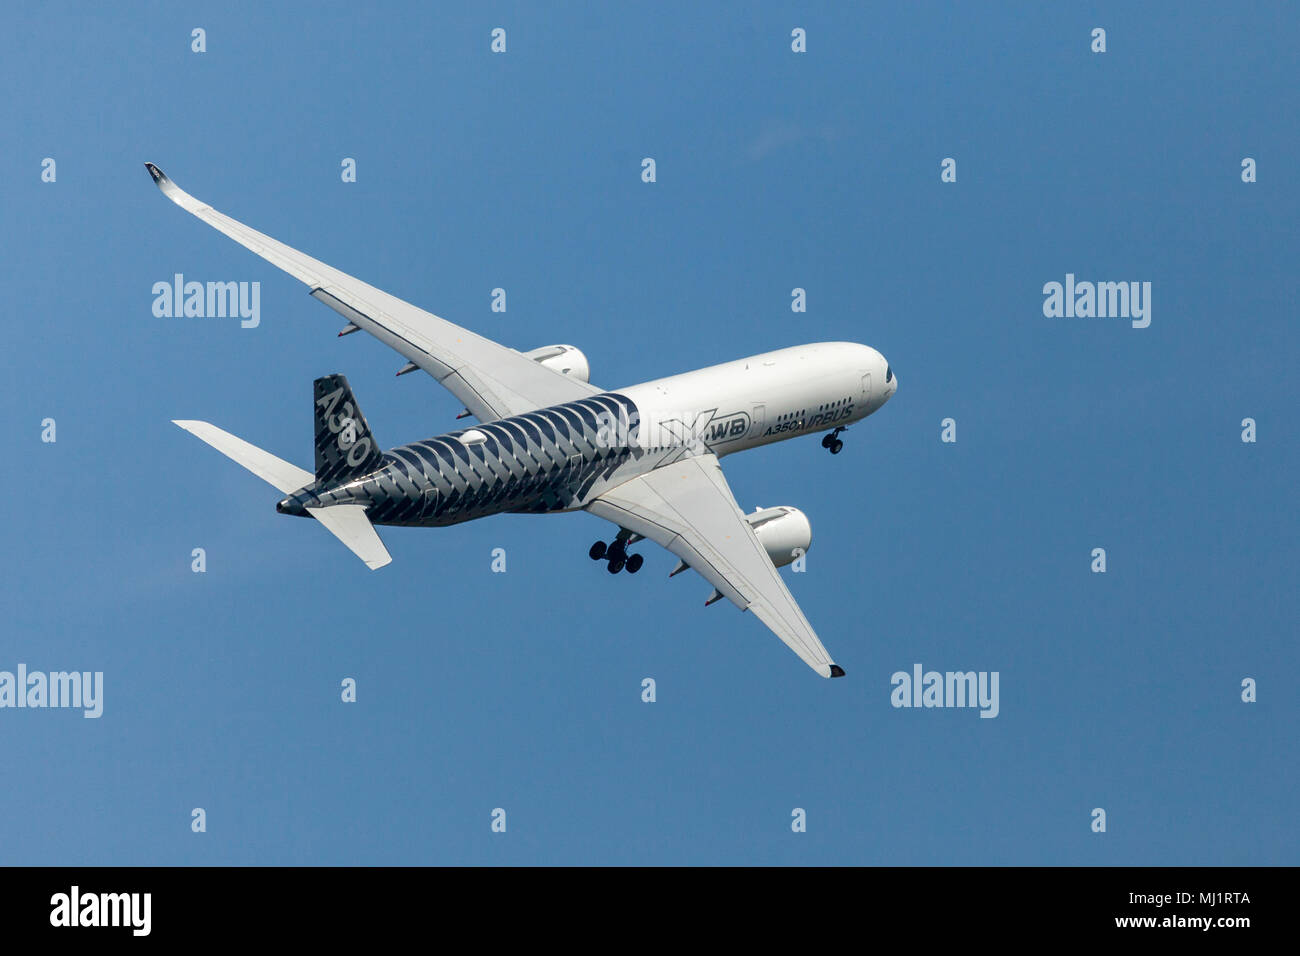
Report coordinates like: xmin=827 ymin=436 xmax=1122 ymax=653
xmin=146 ymin=163 xmax=897 ymax=678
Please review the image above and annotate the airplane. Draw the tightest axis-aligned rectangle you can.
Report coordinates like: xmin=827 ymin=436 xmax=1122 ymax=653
xmin=145 ymin=163 xmax=897 ymax=679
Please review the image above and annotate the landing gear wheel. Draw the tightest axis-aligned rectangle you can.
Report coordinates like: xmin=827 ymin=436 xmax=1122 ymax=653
xmin=626 ymin=553 xmax=644 ymax=574
xmin=830 ymin=439 xmax=844 ymax=455
xmin=821 ymin=434 xmax=833 ymax=449
xmin=589 ymin=540 xmax=607 ymax=560
xmin=607 ymin=557 xmax=626 ymax=574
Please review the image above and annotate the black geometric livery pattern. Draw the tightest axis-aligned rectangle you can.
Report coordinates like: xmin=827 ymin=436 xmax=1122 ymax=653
xmin=280 ymin=390 xmax=645 ymax=528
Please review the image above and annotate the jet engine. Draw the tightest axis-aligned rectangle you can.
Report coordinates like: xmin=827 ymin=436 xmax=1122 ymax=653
xmin=523 ymin=344 xmax=590 ymax=383
xmin=744 ymin=506 xmax=812 ymax=568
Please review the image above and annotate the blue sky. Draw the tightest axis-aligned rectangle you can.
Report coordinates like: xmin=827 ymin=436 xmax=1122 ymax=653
xmin=2 ymin=1 xmax=1295 ymax=865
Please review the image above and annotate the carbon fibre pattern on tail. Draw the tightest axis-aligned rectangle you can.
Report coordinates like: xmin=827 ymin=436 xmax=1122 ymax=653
xmin=314 ymin=374 xmax=384 ymax=488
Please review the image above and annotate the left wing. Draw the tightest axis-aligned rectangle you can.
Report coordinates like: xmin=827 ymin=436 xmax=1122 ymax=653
xmin=145 ymin=163 xmax=599 ymax=422
xmin=585 ymin=453 xmax=844 ymax=678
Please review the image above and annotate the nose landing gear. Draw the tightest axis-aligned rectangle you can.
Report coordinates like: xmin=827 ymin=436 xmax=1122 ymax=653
xmin=821 ymin=427 xmax=846 ymax=455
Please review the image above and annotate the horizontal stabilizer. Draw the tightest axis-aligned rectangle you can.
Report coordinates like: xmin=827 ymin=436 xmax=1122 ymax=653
xmin=173 ymin=420 xmax=391 ymax=570
xmin=173 ymin=420 xmax=312 ymax=494
xmin=305 ymin=504 xmax=392 ymax=570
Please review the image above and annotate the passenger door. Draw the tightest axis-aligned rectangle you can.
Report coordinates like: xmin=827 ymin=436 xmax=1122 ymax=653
xmin=749 ymin=403 xmax=766 ymax=444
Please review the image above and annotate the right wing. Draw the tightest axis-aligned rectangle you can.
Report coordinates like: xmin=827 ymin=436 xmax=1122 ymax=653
xmin=145 ymin=163 xmax=599 ymax=422
xmin=586 ymin=452 xmax=843 ymax=679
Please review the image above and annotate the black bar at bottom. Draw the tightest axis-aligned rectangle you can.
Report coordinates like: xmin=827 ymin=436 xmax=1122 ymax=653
xmin=0 ymin=866 xmax=1279 ymax=941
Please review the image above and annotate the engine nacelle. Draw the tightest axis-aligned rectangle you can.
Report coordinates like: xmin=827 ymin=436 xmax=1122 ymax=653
xmin=744 ymin=506 xmax=812 ymax=569
xmin=523 ymin=344 xmax=590 ymax=383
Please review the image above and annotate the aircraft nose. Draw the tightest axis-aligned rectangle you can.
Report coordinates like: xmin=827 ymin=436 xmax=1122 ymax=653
xmin=882 ymin=359 xmax=896 ymax=402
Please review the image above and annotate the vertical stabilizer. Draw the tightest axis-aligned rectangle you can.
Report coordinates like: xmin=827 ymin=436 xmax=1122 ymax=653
xmin=314 ymin=374 xmax=384 ymax=487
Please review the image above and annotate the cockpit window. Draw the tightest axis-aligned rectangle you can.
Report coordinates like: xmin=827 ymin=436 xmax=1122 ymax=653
xmin=885 ymin=365 xmax=893 ymax=384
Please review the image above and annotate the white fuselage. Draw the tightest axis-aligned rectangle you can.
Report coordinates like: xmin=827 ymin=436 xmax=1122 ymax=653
xmin=618 ymin=341 xmax=896 ymax=458
xmin=335 ymin=341 xmax=896 ymax=527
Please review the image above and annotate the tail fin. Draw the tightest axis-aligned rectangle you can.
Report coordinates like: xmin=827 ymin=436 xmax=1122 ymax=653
xmin=314 ymin=374 xmax=384 ymax=488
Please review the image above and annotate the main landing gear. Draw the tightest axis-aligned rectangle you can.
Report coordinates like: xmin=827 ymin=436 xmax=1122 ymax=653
xmin=822 ymin=426 xmax=846 ymax=455
xmin=589 ymin=535 xmax=644 ymax=574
